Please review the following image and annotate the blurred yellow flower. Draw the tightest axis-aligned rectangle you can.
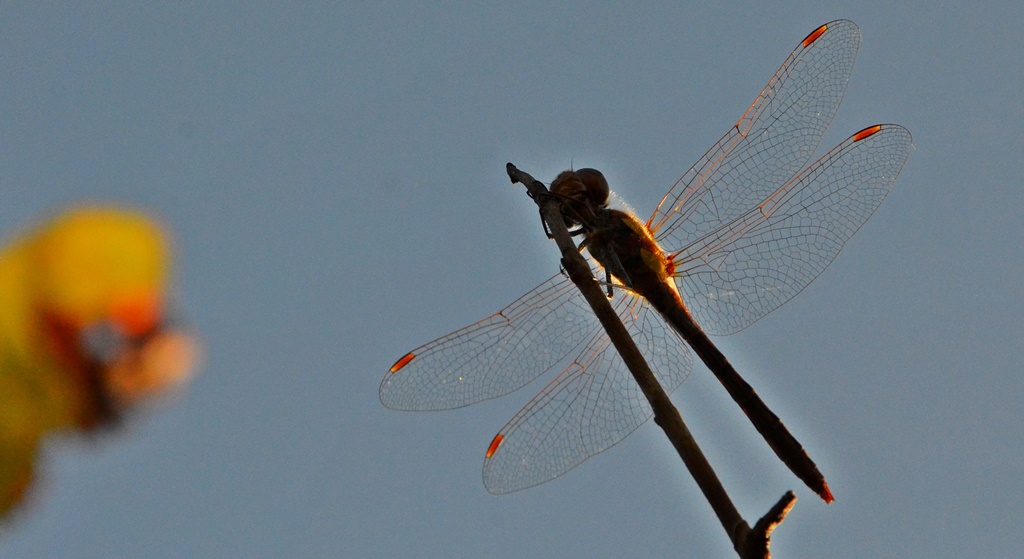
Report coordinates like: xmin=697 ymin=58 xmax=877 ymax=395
xmin=0 ymin=207 xmax=199 ymax=518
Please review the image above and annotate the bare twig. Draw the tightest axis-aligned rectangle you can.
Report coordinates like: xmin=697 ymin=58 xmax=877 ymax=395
xmin=744 ymin=491 xmax=798 ymax=559
xmin=507 ymin=162 xmax=795 ymax=558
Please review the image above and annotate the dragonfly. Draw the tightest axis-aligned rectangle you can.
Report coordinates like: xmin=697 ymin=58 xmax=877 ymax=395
xmin=381 ymin=20 xmax=912 ymax=502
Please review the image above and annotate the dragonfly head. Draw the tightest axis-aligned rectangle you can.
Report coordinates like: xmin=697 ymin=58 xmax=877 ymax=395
xmin=550 ymin=168 xmax=610 ymax=229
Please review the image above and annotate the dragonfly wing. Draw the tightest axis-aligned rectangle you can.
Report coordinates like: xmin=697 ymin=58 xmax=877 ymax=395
xmin=381 ymin=274 xmax=602 ymax=410
xmin=482 ymin=291 xmax=693 ymax=494
xmin=674 ymin=124 xmax=913 ymax=335
xmin=650 ymin=20 xmax=860 ymax=248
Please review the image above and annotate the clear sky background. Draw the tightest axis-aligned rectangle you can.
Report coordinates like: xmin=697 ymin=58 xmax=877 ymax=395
xmin=1 ymin=2 xmax=1021 ymax=558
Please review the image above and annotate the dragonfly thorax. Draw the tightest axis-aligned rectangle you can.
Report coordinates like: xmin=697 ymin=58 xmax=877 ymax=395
xmin=584 ymin=207 xmax=676 ymax=295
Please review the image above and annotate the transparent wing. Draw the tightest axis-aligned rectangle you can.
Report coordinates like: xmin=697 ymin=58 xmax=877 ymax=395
xmin=380 ymin=274 xmax=600 ymax=410
xmin=673 ymin=124 xmax=913 ymax=335
xmin=482 ymin=290 xmax=693 ymax=494
xmin=649 ymin=20 xmax=861 ymax=250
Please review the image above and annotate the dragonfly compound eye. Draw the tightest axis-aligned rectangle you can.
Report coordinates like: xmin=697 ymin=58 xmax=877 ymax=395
xmin=575 ymin=168 xmax=610 ymax=208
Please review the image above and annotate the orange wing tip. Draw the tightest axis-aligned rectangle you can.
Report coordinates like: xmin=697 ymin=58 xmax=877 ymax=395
xmin=389 ymin=352 xmax=415 ymax=373
xmin=802 ymin=23 xmax=828 ymax=47
xmin=853 ymin=125 xmax=883 ymax=142
xmin=485 ymin=434 xmax=504 ymax=459
xmin=820 ymin=482 xmax=835 ymax=504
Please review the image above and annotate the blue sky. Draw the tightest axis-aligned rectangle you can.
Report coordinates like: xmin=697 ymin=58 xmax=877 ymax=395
xmin=1 ymin=2 xmax=1022 ymax=557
